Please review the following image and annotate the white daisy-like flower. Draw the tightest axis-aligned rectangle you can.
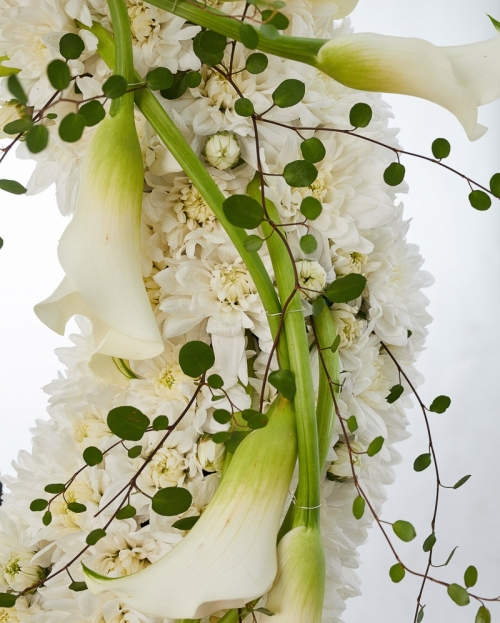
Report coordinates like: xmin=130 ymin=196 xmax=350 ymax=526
xmin=296 ymin=259 xmax=327 ymax=300
xmin=202 ymin=131 xmax=241 ymax=170
xmin=327 ymin=440 xmax=364 ymax=481
xmin=0 ymin=548 xmax=45 ymax=592
xmin=331 ymin=303 xmax=364 ymax=349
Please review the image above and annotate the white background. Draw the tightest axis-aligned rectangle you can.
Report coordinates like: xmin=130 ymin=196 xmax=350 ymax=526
xmin=1 ymin=1 xmax=500 ymax=621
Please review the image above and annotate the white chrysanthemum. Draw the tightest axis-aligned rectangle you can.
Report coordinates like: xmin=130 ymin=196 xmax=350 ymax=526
xmin=197 ymin=434 xmax=226 ymax=473
xmin=331 ymin=303 xmax=364 ymax=349
xmin=0 ymin=548 xmax=44 ymax=592
xmin=327 ymin=440 xmax=365 ymax=481
xmin=202 ymin=131 xmax=241 ymax=170
xmin=296 ymin=259 xmax=327 ymax=300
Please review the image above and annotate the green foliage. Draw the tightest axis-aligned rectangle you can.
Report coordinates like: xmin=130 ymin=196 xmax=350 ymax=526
xmin=268 ymin=369 xmax=296 ymax=400
xmin=442 ymin=545 xmax=458 ymax=566
xmin=389 ymin=563 xmax=405 ymax=583
xmin=83 ymin=446 xmax=103 ymax=466
xmin=347 ymin=415 xmax=358 ymax=433
xmin=422 ymin=532 xmax=436 ymax=552
xmin=26 ymin=125 xmax=49 ymax=154
xmin=416 ymin=606 xmax=425 ymax=622
xmin=312 ymin=296 xmax=326 ymax=317
xmin=223 ymin=195 xmax=265 ymax=229
xmin=384 ymin=162 xmax=406 ymax=186
xmin=245 ymin=53 xmax=268 ymax=74
xmin=235 ymin=98 xmax=255 ymax=117
xmin=59 ymin=113 xmax=85 ymax=142
xmin=261 ymin=9 xmax=289 ymax=30
xmin=0 ymin=179 xmax=27 ymax=195
xmin=45 ymin=483 xmax=65 ymax=494
xmin=447 ymin=583 xmax=470 ymax=606
xmin=127 ymin=445 xmax=142 ymax=458
xmin=69 ymin=582 xmax=88 ymax=592
xmin=213 ymin=409 xmax=232 ymax=424
xmin=184 ymin=71 xmax=202 ymax=88
xmin=352 ymin=494 xmax=365 ymax=519
xmin=224 ymin=430 xmax=250 ymax=454
xmin=42 ymin=511 xmax=52 ymax=526
xmin=79 ymin=100 xmax=105 ymax=127
xmin=453 ymin=475 xmax=471 ymax=489
xmin=212 ymin=431 xmax=232 ymax=444
xmin=464 ymin=565 xmax=478 ymax=588
xmin=8 ymin=75 xmax=27 ymax=104
xmin=283 ymin=160 xmax=318 ymax=187
xmin=152 ymin=415 xmax=169 ymax=431
xmin=242 ymin=409 xmax=261 ymax=422
xmin=116 ymin=504 xmax=136 ymax=520
xmin=367 ymin=436 xmax=384 ymax=457
xmin=429 ymin=395 xmax=451 ymax=413
xmin=476 ymin=605 xmax=492 ymax=623
xmin=207 ymin=374 xmax=224 ymax=389
xmin=247 ymin=413 xmax=269 ymax=429
xmin=0 ymin=594 xmax=17 ymax=607
xmin=59 ymin=33 xmax=85 ymax=60
xmin=67 ymin=502 xmax=86 ymax=513
xmin=240 ymin=24 xmax=259 ymax=49
xmin=146 ymin=67 xmax=173 ymax=91
xmin=349 ymin=103 xmax=372 ymax=128
xmin=161 ymin=73 xmax=188 ymax=100
xmin=432 ymin=138 xmax=451 ymax=159
xmin=194 ymin=30 xmax=226 ymax=66
xmin=260 ymin=24 xmax=279 ymax=40
xmin=386 ymin=384 xmax=404 ymax=404
xmin=255 ymin=607 xmax=275 ymax=616
xmin=172 ymin=515 xmax=200 ymax=530
xmin=86 ymin=529 xmax=107 ymax=545
xmin=392 ymin=520 xmax=417 ymax=542
xmin=300 ymin=137 xmax=326 ymax=163
xmin=243 ymin=235 xmax=264 ymax=252
xmin=30 ymin=499 xmax=48 ymax=512
xmin=47 ymin=59 xmax=71 ymax=90
xmin=325 ymin=273 xmax=366 ymax=303
xmin=3 ymin=119 xmax=33 ymax=135
xmin=152 ymin=487 xmax=193 ymax=516
xmin=107 ymin=406 xmax=150 ymax=441
xmin=272 ymin=79 xmax=305 ymax=108
xmin=469 ymin=189 xmax=491 ymax=211
xmin=413 ymin=453 xmax=431 ymax=472
xmin=330 ymin=335 xmax=341 ymax=353
xmin=179 ymin=340 xmax=215 ymax=377
xmin=300 ymin=234 xmax=317 ymax=254
xmin=488 ymin=14 xmax=500 ymax=32
xmin=102 ymin=75 xmax=128 ymax=99
xmin=490 ymin=173 xmax=500 ymax=198
xmin=300 ymin=196 xmax=322 ymax=220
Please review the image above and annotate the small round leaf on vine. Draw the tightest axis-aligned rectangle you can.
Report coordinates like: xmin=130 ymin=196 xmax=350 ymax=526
xmin=47 ymin=59 xmax=71 ymax=90
xmin=107 ymin=406 xmax=150 ymax=441
xmin=347 ymin=415 xmax=358 ymax=433
xmin=243 ymin=235 xmax=264 ymax=252
xmin=476 ymin=606 xmax=492 ymax=623
xmin=152 ymin=415 xmax=169 ymax=430
xmin=469 ymin=189 xmax=491 ymax=211
xmin=116 ymin=504 xmax=136 ymax=520
xmin=161 ymin=73 xmax=188 ymax=100
xmin=245 ymin=53 xmax=268 ymax=74
xmin=30 ymin=499 xmax=49 ymax=512
xmin=83 ymin=446 xmax=103 ymax=466
xmin=490 ymin=173 xmax=500 ymax=198
xmin=432 ymin=138 xmax=451 ymax=159
xmin=59 ymin=33 xmax=85 ymax=60
xmin=367 ymin=436 xmax=384 ymax=457
xmin=240 ymin=24 xmax=259 ymax=49
xmin=312 ymin=296 xmax=326 ymax=317
xmin=352 ymin=495 xmax=365 ymax=519
xmin=422 ymin=532 xmax=436 ymax=552
xmin=325 ymin=273 xmax=366 ymax=304
xmin=392 ymin=520 xmax=416 ymax=542
xmin=389 ymin=563 xmax=405 ymax=583
xmin=42 ymin=511 xmax=52 ymax=526
xmin=79 ymin=101 xmax=106 ymax=127
xmin=261 ymin=9 xmax=289 ymax=30
xmin=59 ymin=113 xmax=85 ymax=143
xmin=212 ymin=431 xmax=232 ymax=444
xmin=349 ymin=103 xmax=372 ymax=128
xmin=152 ymin=487 xmax=193 ymax=516
xmin=67 ymin=502 xmax=87 ymax=513
xmin=179 ymin=341 xmax=215 ymax=378
xmin=7 ymin=75 xmax=27 ymax=104
xmin=172 ymin=516 xmax=200 ymax=530
xmin=102 ymin=75 xmax=128 ymax=99
xmin=247 ymin=413 xmax=268 ymax=430
xmin=429 ymin=395 xmax=451 ymax=413
xmin=0 ymin=594 xmax=17 ymax=608
xmin=26 ymin=125 xmax=49 ymax=154
xmin=413 ymin=453 xmax=431 ymax=472
xmin=235 ymin=98 xmax=255 ymax=117
xmin=207 ymin=374 xmax=224 ymax=389
xmin=0 ymin=180 xmax=27 ymax=195
xmin=3 ymin=119 xmax=33 ymax=135
xmin=464 ymin=565 xmax=478 ymax=588
xmin=330 ymin=335 xmax=341 ymax=353
xmin=283 ymin=160 xmax=318 ymax=187
xmin=213 ymin=409 xmax=232 ymax=424
xmin=223 ymin=195 xmax=264 ymax=229
xmin=272 ymin=79 xmax=305 ymax=108
xmin=184 ymin=71 xmax=202 ymax=88
xmin=45 ymin=483 xmax=65 ymax=494
xmin=453 ymin=474 xmax=471 ymax=489
xmin=300 ymin=234 xmax=317 ymax=254
xmin=386 ymin=384 xmax=404 ymax=404
xmin=300 ymin=137 xmax=326 ymax=163
xmin=447 ymin=583 xmax=470 ymax=606
xmin=384 ymin=162 xmax=406 ymax=186
xmin=69 ymin=582 xmax=88 ymax=592
xmin=128 ymin=445 xmax=142 ymax=459
xmin=268 ymin=369 xmax=296 ymax=400
xmin=300 ymin=196 xmax=322 ymax=220
xmin=86 ymin=528 xmax=107 ymax=546
xmin=199 ymin=30 xmax=227 ymax=53
xmin=260 ymin=24 xmax=279 ymax=40
xmin=146 ymin=67 xmax=173 ymax=91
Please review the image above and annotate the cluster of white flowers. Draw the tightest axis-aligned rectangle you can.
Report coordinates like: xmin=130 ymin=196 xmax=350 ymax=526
xmin=0 ymin=0 xmax=432 ymax=621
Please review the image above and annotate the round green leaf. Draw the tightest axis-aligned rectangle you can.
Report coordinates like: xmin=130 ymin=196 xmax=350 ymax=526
xmin=247 ymin=413 xmax=269 ymax=430
xmin=283 ymin=160 xmax=318 ymax=187
xmin=7 ymin=75 xmax=27 ymax=104
xmin=193 ymin=31 xmax=224 ymax=67
xmin=116 ymin=504 xmax=136 ymax=520
xmin=207 ymin=374 xmax=224 ymax=389
xmin=447 ymin=583 xmax=470 ymax=606
xmin=128 ymin=445 xmax=142 ymax=459
xmin=213 ymin=409 xmax=232 ymax=424
xmin=86 ymin=528 xmax=107 ymax=545
xmin=300 ymin=234 xmax=317 ymax=254
xmin=42 ymin=510 xmax=52 ymax=526
xmin=300 ymin=137 xmax=326 ymax=163
xmin=429 ymin=395 xmax=451 ymax=414
xmin=224 ymin=430 xmax=250 ymax=454
xmin=243 ymin=235 xmax=264 ymax=252
xmin=78 ymin=100 xmax=105 ymax=127
xmin=422 ymin=532 xmax=436 ymax=552
xmin=172 ymin=515 xmax=200 ymax=530
xmin=453 ymin=474 xmax=471 ymax=489
xmin=212 ymin=431 xmax=232 ymax=444
xmin=489 ymin=173 xmax=500 ymax=198
xmin=261 ymin=9 xmax=289 ymax=29
xmin=26 ymin=125 xmax=49 ymax=154
xmin=325 ymin=273 xmax=366 ymax=303
xmin=0 ymin=179 xmax=27 ymax=195
xmin=184 ymin=71 xmax=202 ymax=88
xmin=464 ymin=565 xmax=478 ymax=588
xmin=59 ymin=33 xmax=85 ymax=60
xmin=161 ymin=74 xmax=187 ymax=100
xmin=3 ymin=119 xmax=33 ymax=135
xmin=389 ymin=563 xmax=405 ymax=583
xmin=69 ymin=581 xmax=88 ymax=592
xmin=349 ymin=102 xmax=372 ymax=128
xmin=413 ymin=453 xmax=431 ymax=472
xmin=59 ymin=113 xmax=85 ymax=143
xmin=300 ymin=196 xmax=322 ymax=220
xmin=393 ymin=520 xmax=417 ymax=542
xmin=476 ymin=606 xmax=491 ymax=623
xmin=46 ymin=113 xmax=58 ymax=120
xmin=234 ymin=97 xmax=255 ymax=117
xmin=152 ymin=415 xmax=169 ymax=431
xmin=30 ymin=499 xmax=48 ymax=512
xmin=384 ymin=162 xmax=406 ymax=186
xmin=242 ymin=409 xmax=261 ymax=422
xmin=107 ymin=406 xmax=150 ymax=441
xmin=469 ymin=189 xmax=491 ymax=211
xmin=367 ymin=436 xmax=384 ymax=457
xmin=47 ymin=59 xmax=71 ymax=90
xmin=0 ymin=593 xmax=17 ymax=608
xmin=146 ymin=67 xmax=173 ymax=91
xmin=347 ymin=415 xmax=358 ymax=433
xmin=67 ymin=502 xmax=86 ymax=513
xmin=432 ymin=138 xmax=451 ymax=159
xmin=102 ymin=75 xmax=128 ymax=99
xmin=223 ymin=195 xmax=264 ymax=229
xmin=240 ymin=24 xmax=259 ymax=49
xmin=312 ymin=296 xmax=326 ymax=317
xmin=386 ymin=384 xmax=404 ymax=404
xmin=44 ymin=483 xmax=66 ymax=494
xmin=83 ymin=446 xmax=103 ymax=466
xmin=199 ymin=30 xmax=227 ymax=53
xmin=179 ymin=341 xmax=215 ymax=378
xmin=260 ymin=24 xmax=279 ymax=40
xmin=272 ymin=79 xmax=305 ymax=108
xmin=245 ymin=53 xmax=268 ymax=74
xmin=152 ymin=487 xmax=193 ymax=516
xmin=268 ymin=369 xmax=296 ymax=401
xmin=352 ymin=494 xmax=365 ymax=519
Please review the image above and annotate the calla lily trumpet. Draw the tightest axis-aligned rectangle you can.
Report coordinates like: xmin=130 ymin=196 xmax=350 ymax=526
xmin=34 ymin=102 xmax=164 ymax=360
xmin=83 ymin=396 xmax=297 ymax=619
xmin=257 ymin=526 xmax=325 ymax=622
xmin=316 ymin=33 xmax=500 ymax=140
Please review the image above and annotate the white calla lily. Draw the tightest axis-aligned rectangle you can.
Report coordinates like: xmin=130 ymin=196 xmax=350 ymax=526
xmin=34 ymin=104 xmax=164 ymax=360
xmin=258 ymin=526 xmax=325 ymax=622
xmin=317 ymin=33 xmax=500 ymax=140
xmin=83 ymin=396 xmax=297 ymax=619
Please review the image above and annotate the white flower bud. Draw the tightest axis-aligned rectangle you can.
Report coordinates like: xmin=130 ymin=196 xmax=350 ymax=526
xmin=296 ymin=260 xmax=327 ymax=301
xmin=202 ymin=131 xmax=241 ymax=170
xmin=327 ymin=440 xmax=364 ymax=481
xmin=197 ymin=434 xmax=226 ymax=472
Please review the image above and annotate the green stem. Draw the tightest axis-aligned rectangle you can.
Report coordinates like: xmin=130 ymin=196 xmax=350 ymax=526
xmin=106 ymin=0 xmax=134 ymax=116
xmin=248 ymin=179 xmax=320 ymax=529
xmin=145 ymin=0 xmax=325 ymax=65
xmin=82 ymin=21 xmax=290 ymax=369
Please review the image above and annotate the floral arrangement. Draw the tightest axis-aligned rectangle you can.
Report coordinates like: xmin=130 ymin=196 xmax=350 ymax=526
xmin=0 ymin=0 xmax=499 ymax=622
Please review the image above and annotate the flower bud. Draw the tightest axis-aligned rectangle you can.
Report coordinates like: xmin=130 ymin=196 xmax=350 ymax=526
xmin=202 ymin=131 xmax=241 ymax=170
